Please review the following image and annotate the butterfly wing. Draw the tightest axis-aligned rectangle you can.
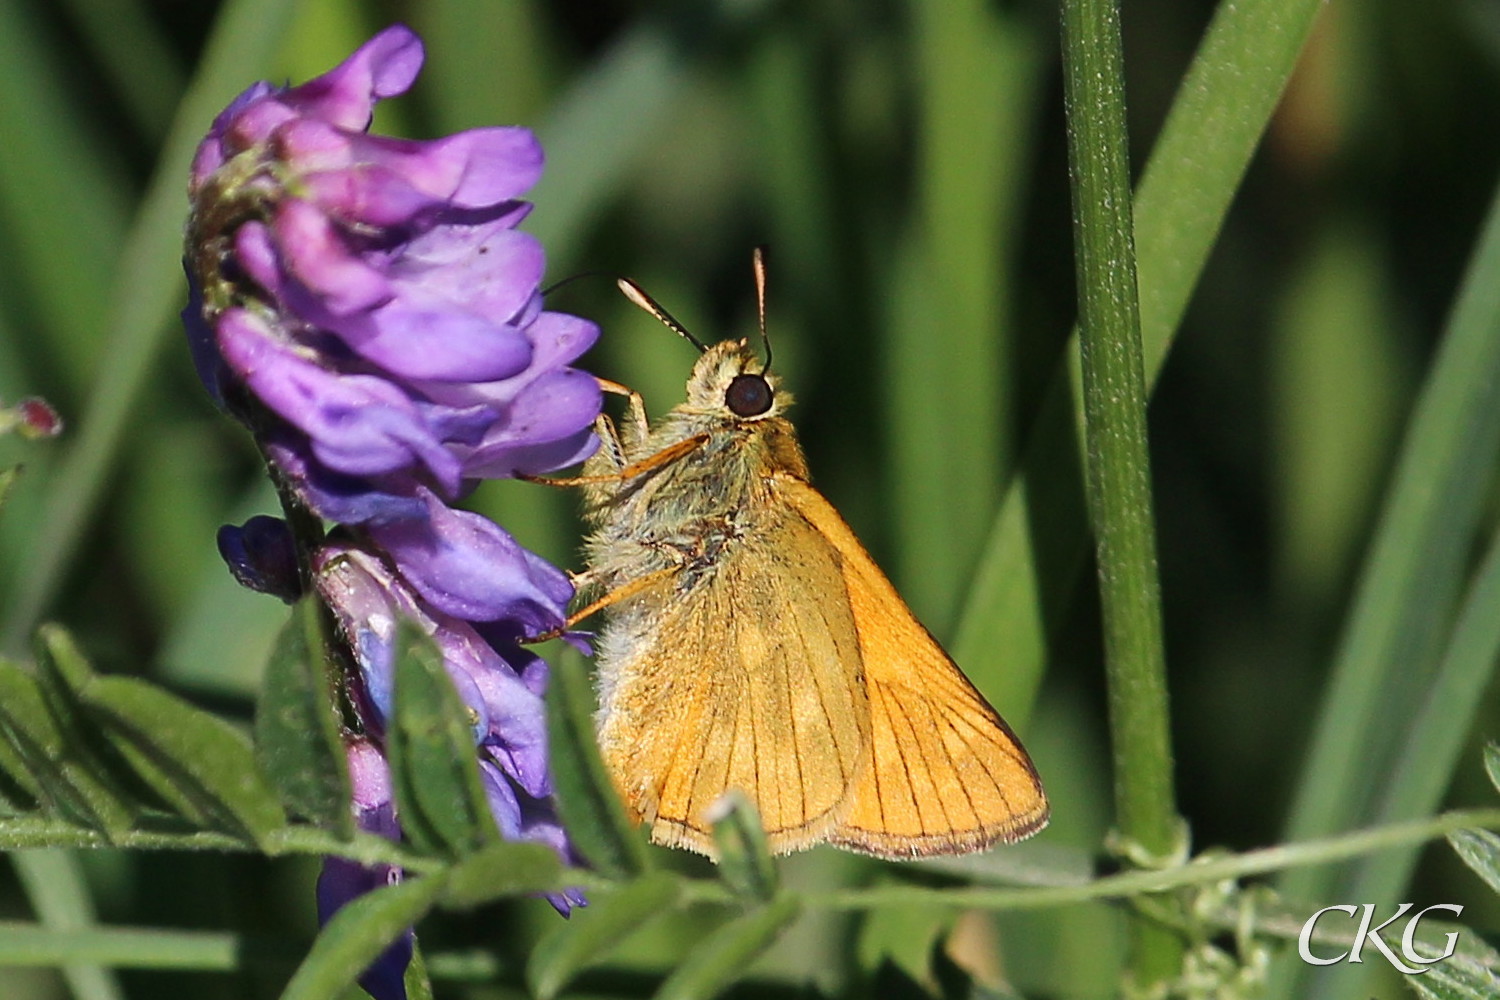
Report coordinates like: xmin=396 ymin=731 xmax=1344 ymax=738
xmin=773 ymin=474 xmax=1049 ymax=858
xmin=595 ymin=505 xmax=871 ymax=858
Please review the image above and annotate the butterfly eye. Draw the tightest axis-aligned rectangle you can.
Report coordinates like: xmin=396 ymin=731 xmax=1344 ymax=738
xmin=725 ymin=373 xmax=773 ymax=417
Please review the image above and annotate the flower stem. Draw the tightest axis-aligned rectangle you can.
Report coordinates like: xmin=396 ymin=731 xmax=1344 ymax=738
xmin=1058 ymin=0 xmax=1182 ymax=986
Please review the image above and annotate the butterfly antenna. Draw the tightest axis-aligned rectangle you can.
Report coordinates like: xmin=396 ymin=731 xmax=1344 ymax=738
xmin=542 ymin=270 xmax=614 ymax=297
xmin=617 ymin=277 xmax=710 ymax=353
xmin=752 ymin=245 xmax=773 ymax=374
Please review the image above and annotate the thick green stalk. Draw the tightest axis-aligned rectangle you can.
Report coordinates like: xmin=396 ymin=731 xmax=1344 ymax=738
xmin=1058 ymin=0 xmax=1181 ymax=987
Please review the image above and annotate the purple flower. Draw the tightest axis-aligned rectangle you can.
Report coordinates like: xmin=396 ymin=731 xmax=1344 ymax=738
xmin=184 ymin=22 xmax=600 ymax=524
xmin=184 ymin=24 xmax=599 ymax=1000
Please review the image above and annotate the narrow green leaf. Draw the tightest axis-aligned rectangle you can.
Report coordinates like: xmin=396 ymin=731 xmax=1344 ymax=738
xmin=32 ymin=627 xmax=154 ymax=831
xmin=709 ymin=790 xmax=777 ymax=902
xmin=954 ymin=0 xmax=1326 ymax=737
xmin=528 ymin=25 xmax=689 ymax=254
xmin=1485 ymin=744 xmax=1500 ymax=795
xmin=0 ymin=0 xmax=299 ymax=656
xmin=0 ymin=656 xmax=123 ymax=832
xmin=440 ymin=840 xmax=565 ymax=909
xmin=1447 ymin=830 xmax=1500 ymax=897
xmin=1281 ymin=177 xmax=1500 ymax=908
xmin=652 ymin=896 xmax=802 ymax=1000
xmin=1407 ymin=949 xmax=1500 ymax=1000
xmin=546 ymin=646 xmax=649 ymax=877
xmin=386 ymin=625 xmax=497 ymax=857
xmin=528 ymin=872 xmax=682 ymax=1000
xmin=34 ymin=624 xmax=94 ymax=698
xmin=82 ymin=676 xmax=284 ymax=843
xmin=887 ymin=4 xmax=1042 ymax=631
xmin=11 ymin=850 xmax=123 ymax=1000
xmin=0 ymin=658 xmax=48 ymax=806
xmin=0 ymin=721 xmax=38 ymax=811
xmin=1340 ymin=531 xmax=1500 ymax=919
xmin=403 ymin=941 xmax=436 ymax=1000
xmin=54 ymin=0 xmax=185 ymax=142
xmin=279 ymin=873 xmax=447 ymax=1000
xmin=254 ymin=600 xmax=351 ymax=835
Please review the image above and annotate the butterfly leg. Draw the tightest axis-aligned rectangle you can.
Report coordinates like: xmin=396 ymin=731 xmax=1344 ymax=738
xmin=598 ymin=377 xmax=650 ymax=451
xmin=517 ymin=433 xmax=709 ymax=488
xmin=520 ymin=565 xmax=680 ymax=643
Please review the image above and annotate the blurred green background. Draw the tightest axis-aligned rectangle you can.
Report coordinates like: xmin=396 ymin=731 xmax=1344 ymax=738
xmin=1 ymin=0 xmax=1499 ymax=997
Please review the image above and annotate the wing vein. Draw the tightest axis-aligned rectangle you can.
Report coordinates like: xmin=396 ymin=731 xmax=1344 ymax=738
xmin=888 ymin=691 xmax=945 ymax=836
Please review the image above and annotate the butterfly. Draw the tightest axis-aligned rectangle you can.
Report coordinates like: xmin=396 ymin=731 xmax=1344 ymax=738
xmin=543 ymin=250 xmax=1047 ymax=859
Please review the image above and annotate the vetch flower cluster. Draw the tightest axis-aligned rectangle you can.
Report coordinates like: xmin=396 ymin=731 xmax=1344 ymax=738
xmin=183 ymin=25 xmax=596 ymax=999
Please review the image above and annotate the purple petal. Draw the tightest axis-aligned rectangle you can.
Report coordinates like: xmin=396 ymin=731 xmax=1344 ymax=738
xmin=282 ymin=25 xmax=424 ymax=132
xmin=522 ymin=310 xmax=602 ymax=372
xmin=317 ymin=739 xmax=409 ymax=1000
xmin=349 ymin=293 xmax=534 ymax=383
xmin=214 ymin=309 xmax=462 ymax=490
xmin=387 ymin=224 xmax=545 ymax=328
xmin=469 ymin=662 xmax=550 ymax=797
xmin=181 ymin=263 xmax=226 ymax=406
xmin=363 ymin=127 xmax=543 ymax=207
xmin=217 ymin=516 xmax=302 ymax=602
xmin=367 ymin=490 xmax=571 ymax=627
xmin=189 ymin=81 xmax=277 ymax=190
xmin=315 ymin=857 xmax=411 ymax=1000
xmin=265 ymin=435 xmax=429 ymax=524
xmin=300 ymin=162 xmax=448 ymax=228
xmin=515 ymin=792 xmax=586 ymax=915
xmin=478 ymin=760 xmax=522 ymax=839
xmin=269 ymin=198 xmax=393 ymax=315
xmin=460 ymin=368 xmax=602 ymax=478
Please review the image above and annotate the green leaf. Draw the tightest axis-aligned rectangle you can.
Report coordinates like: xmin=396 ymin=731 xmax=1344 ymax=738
xmin=439 ymin=840 xmax=566 ymax=909
xmin=1406 ymin=946 xmax=1500 ymax=1000
xmin=528 ymin=871 xmax=682 ymax=1000
xmin=386 ymin=625 xmax=497 ymax=857
xmin=31 ymin=627 xmax=145 ymax=830
xmin=0 ymin=658 xmax=45 ymax=806
xmin=652 ymin=895 xmax=801 ymax=1000
xmin=279 ymin=873 xmax=447 ymax=1000
xmin=254 ymin=600 xmax=351 ymax=835
xmin=1447 ymin=830 xmax=1500 ymax=896
xmin=546 ymin=646 xmax=649 ymax=877
xmin=709 ymin=790 xmax=777 ymax=902
xmin=0 ymin=727 xmax=37 ymax=812
xmin=1485 ymin=743 xmax=1500 ymax=795
xmin=403 ymin=940 xmax=436 ymax=1000
xmin=1280 ymin=173 xmax=1500 ymax=928
xmin=856 ymin=900 xmax=955 ymax=987
xmin=81 ymin=675 xmax=284 ymax=844
xmin=0 ymin=656 xmax=126 ymax=832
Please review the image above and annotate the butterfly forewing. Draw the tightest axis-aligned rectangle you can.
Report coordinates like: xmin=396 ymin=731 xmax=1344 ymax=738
xmin=596 ymin=506 xmax=871 ymax=857
xmin=773 ymin=475 xmax=1050 ymax=858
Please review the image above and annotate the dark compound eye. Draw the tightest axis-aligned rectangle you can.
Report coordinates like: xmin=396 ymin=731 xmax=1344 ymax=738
xmin=725 ymin=373 xmax=773 ymax=417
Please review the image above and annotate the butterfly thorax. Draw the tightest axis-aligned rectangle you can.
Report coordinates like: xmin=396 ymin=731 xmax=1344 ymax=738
xmin=581 ymin=341 xmax=808 ymax=596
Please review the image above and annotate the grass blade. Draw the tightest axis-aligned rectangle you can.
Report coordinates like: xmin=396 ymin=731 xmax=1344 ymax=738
xmin=0 ymin=0 xmax=299 ymax=654
xmin=953 ymin=0 xmax=1329 ymax=728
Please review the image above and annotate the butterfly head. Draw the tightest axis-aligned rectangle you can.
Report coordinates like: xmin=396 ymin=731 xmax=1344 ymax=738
xmin=684 ymin=339 xmax=791 ymax=422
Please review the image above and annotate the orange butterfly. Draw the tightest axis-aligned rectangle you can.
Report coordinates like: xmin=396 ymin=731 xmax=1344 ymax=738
xmin=550 ymin=251 xmax=1047 ymax=859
